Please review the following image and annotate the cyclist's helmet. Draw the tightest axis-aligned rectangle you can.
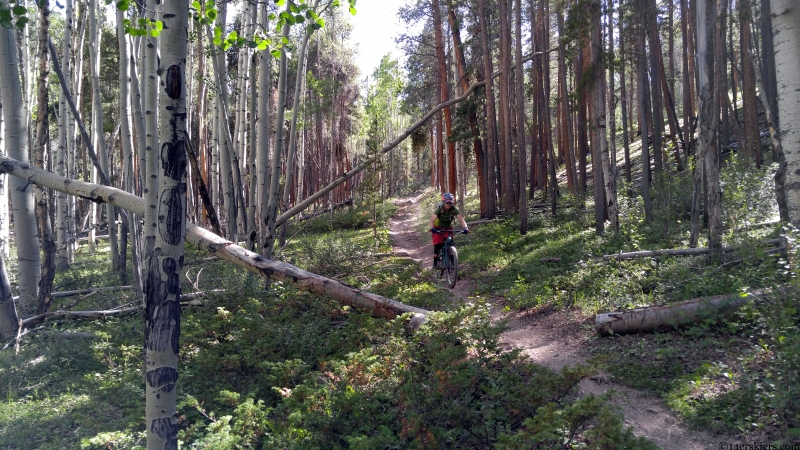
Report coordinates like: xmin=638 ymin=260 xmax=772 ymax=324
xmin=442 ymin=192 xmax=454 ymax=203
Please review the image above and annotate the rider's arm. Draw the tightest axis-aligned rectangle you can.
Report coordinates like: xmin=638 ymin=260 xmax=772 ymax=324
xmin=457 ymin=214 xmax=468 ymax=230
xmin=430 ymin=213 xmax=438 ymax=228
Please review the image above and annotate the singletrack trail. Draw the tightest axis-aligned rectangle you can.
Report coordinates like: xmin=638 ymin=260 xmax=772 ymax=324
xmin=388 ymin=194 xmax=737 ymax=450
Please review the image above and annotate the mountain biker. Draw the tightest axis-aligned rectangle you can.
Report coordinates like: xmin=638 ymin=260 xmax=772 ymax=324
xmin=430 ymin=192 xmax=469 ymax=267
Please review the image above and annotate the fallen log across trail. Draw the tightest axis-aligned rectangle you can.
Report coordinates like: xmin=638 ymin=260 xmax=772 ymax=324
xmin=0 ymin=156 xmax=430 ymax=328
xmin=594 ymin=291 xmax=766 ymax=335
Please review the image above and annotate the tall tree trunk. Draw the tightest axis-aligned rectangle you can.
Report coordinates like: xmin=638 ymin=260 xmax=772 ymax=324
xmin=281 ymin=5 xmax=319 ymax=247
xmin=760 ymin=0 xmax=778 ymax=127
xmin=0 ymin=0 xmax=41 ymax=315
xmin=55 ymin=0 xmax=73 ymax=269
xmin=143 ymin=0 xmax=160 ymax=284
xmin=638 ymin=0 xmax=654 ymax=221
xmin=117 ymin=9 xmax=143 ymax=299
xmin=447 ymin=0 xmax=487 ymax=215
xmin=542 ymin=0 xmax=558 ymax=213
xmin=0 ymin=69 xmax=7 ymax=258
xmin=695 ymin=0 xmax=724 ymax=255
xmin=144 ymin=1 xmax=188 ymax=447
xmin=577 ymin=49 xmax=589 ymax=198
xmin=432 ymin=0 xmax=456 ymax=196
xmin=478 ymin=0 xmax=497 ymax=217
xmin=647 ymin=0 xmax=665 ymax=175
xmin=498 ymin=0 xmax=515 ymax=211
xmin=682 ymin=0 xmax=694 ymax=155
xmin=770 ymin=0 xmax=799 ymax=227
xmin=263 ymin=9 xmax=292 ymax=259
xmin=34 ymin=0 xmax=56 ymax=315
xmin=740 ymin=0 xmax=761 ymax=166
xmin=89 ymin=0 xmax=119 ymax=267
xmin=256 ymin=3 xmax=273 ymax=253
xmin=591 ymin=0 xmax=609 ymax=233
xmin=514 ymin=0 xmax=527 ymax=233
xmin=619 ymin=8 xmax=633 ymax=193
xmin=557 ymin=12 xmax=578 ymax=195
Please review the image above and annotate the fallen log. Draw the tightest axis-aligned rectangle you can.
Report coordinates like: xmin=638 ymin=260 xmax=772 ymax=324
xmin=595 ymin=292 xmax=760 ymax=336
xmin=0 ymin=156 xmax=429 ymax=327
xmin=601 ymin=239 xmax=783 ymax=261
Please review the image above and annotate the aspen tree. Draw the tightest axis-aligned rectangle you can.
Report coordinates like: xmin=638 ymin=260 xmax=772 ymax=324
xmin=143 ymin=0 xmax=189 ymax=446
xmin=770 ymin=0 xmax=800 ymax=227
xmin=0 ymin=0 xmax=41 ymax=315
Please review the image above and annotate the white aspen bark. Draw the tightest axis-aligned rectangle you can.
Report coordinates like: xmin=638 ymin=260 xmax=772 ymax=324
xmin=0 ymin=251 xmax=18 ymax=340
xmin=69 ymin=6 xmax=85 ymax=262
xmin=592 ymin=0 xmax=617 ymax=230
xmin=256 ymin=3 xmax=272 ymax=253
xmin=56 ymin=0 xmax=73 ymax=269
xmin=209 ymin=4 xmax=239 ymax=242
xmin=143 ymin=0 xmax=160 ymax=282
xmin=246 ymin=49 xmax=258 ymax=248
xmin=0 ymin=156 xmax=430 ymax=327
xmin=0 ymin=3 xmax=41 ymax=315
xmin=770 ymin=0 xmax=800 ymax=227
xmin=130 ymin=41 xmax=146 ymax=195
xmin=0 ymin=82 xmax=7 ymax=258
xmin=263 ymin=10 xmax=292 ymax=259
xmin=117 ymin=9 xmax=143 ymax=300
xmin=282 ymin=12 xmax=318 ymax=246
xmin=143 ymin=1 xmax=188 ymax=446
xmin=89 ymin=0 xmax=118 ymax=265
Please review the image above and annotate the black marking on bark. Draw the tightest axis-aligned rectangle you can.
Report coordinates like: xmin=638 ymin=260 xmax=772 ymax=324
xmin=0 ymin=161 xmax=14 ymax=173
xmin=158 ymin=185 xmax=186 ymax=246
xmin=146 ymin=366 xmax=177 ymax=388
xmin=148 ymin=299 xmax=180 ymax=352
xmin=160 ymin=140 xmax=187 ymax=181
xmin=164 ymin=13 xmax=176 ymax=18
xmin=149 ymin=417 xmax=178 ymax=449
xmin=165 ymin=65 xmax=182 ymax=99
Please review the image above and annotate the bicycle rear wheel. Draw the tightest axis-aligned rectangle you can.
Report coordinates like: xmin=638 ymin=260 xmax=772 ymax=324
xmin=445 ymin=246 xmax=458 ymax=288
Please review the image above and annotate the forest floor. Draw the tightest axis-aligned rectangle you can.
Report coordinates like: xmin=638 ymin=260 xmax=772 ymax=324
xmin=388 ymin=193 xmax=738 ymax=450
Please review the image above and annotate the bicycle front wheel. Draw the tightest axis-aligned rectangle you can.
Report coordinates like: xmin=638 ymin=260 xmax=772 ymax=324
xmin=446 ymin=246 xmax=458 ymax=288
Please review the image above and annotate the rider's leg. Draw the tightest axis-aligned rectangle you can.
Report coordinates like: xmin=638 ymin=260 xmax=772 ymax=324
xmin=433 ymin=243 xmax=443 ymax=266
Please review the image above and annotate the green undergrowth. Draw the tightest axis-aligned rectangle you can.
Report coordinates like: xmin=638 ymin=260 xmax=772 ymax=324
xmin=2 ymin=198 xmax=657 ymax=448
xmin=455 ymin=155 xmax=798 ymax=441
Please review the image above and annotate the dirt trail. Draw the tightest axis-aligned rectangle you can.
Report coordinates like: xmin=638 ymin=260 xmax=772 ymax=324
xmin=388 ymin=195 xmax=735 ymax=450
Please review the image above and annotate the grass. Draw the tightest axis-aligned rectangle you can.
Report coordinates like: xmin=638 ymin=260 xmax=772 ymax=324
xmin=2 ymin=199 xmax=658 ymax=449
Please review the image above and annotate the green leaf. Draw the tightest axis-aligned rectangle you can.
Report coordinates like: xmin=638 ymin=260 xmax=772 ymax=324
xmin=315 ymin=18 xmax=325 ymax=28
xmin=206 ymin=8 xmax=217 ymax=20
xmin=268 ymin=13 xmax=276 ymax=20
xmin=149 ymin=28 xmax=161 ymax=37
xmin=257 ymin=41 xmax=268 ymax=51
xmin=229 ymin=30 xmax=238 ymax=40
xmin=281 ymin=36 xmax=289 ymax=45
xmin=284 ymin=14 xmax=295 ymax=25
xmin=275 ymin=0 xmax=285 ymax=6
xmin=270 ymin=49 xmax=280 ymax=58
xmin=294 ymin=15 xmax=304 ymax=23
xmin=11 ymin=5 xmax=26 ymax=15
xmin=349 ymin=6 xmax=356 ymax=15
xmin=153 ymin=20 xmax=163 ymax=31
xmin=15 ymin=16 xmax=27 ymax=28
xmin=0 ymin=20 xmax=12 ymax=30
xmin=115 ymin=0 xmax=129 ymax=11
xmin=332 ymin=0 xmax=340 ymax=6
xmin=289 ymin=3 xmax=298 ymax=13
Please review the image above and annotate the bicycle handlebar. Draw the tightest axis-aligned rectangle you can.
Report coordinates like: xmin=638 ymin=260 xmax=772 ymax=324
xmin=430 ymin=228 xmax=469 ymax=234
